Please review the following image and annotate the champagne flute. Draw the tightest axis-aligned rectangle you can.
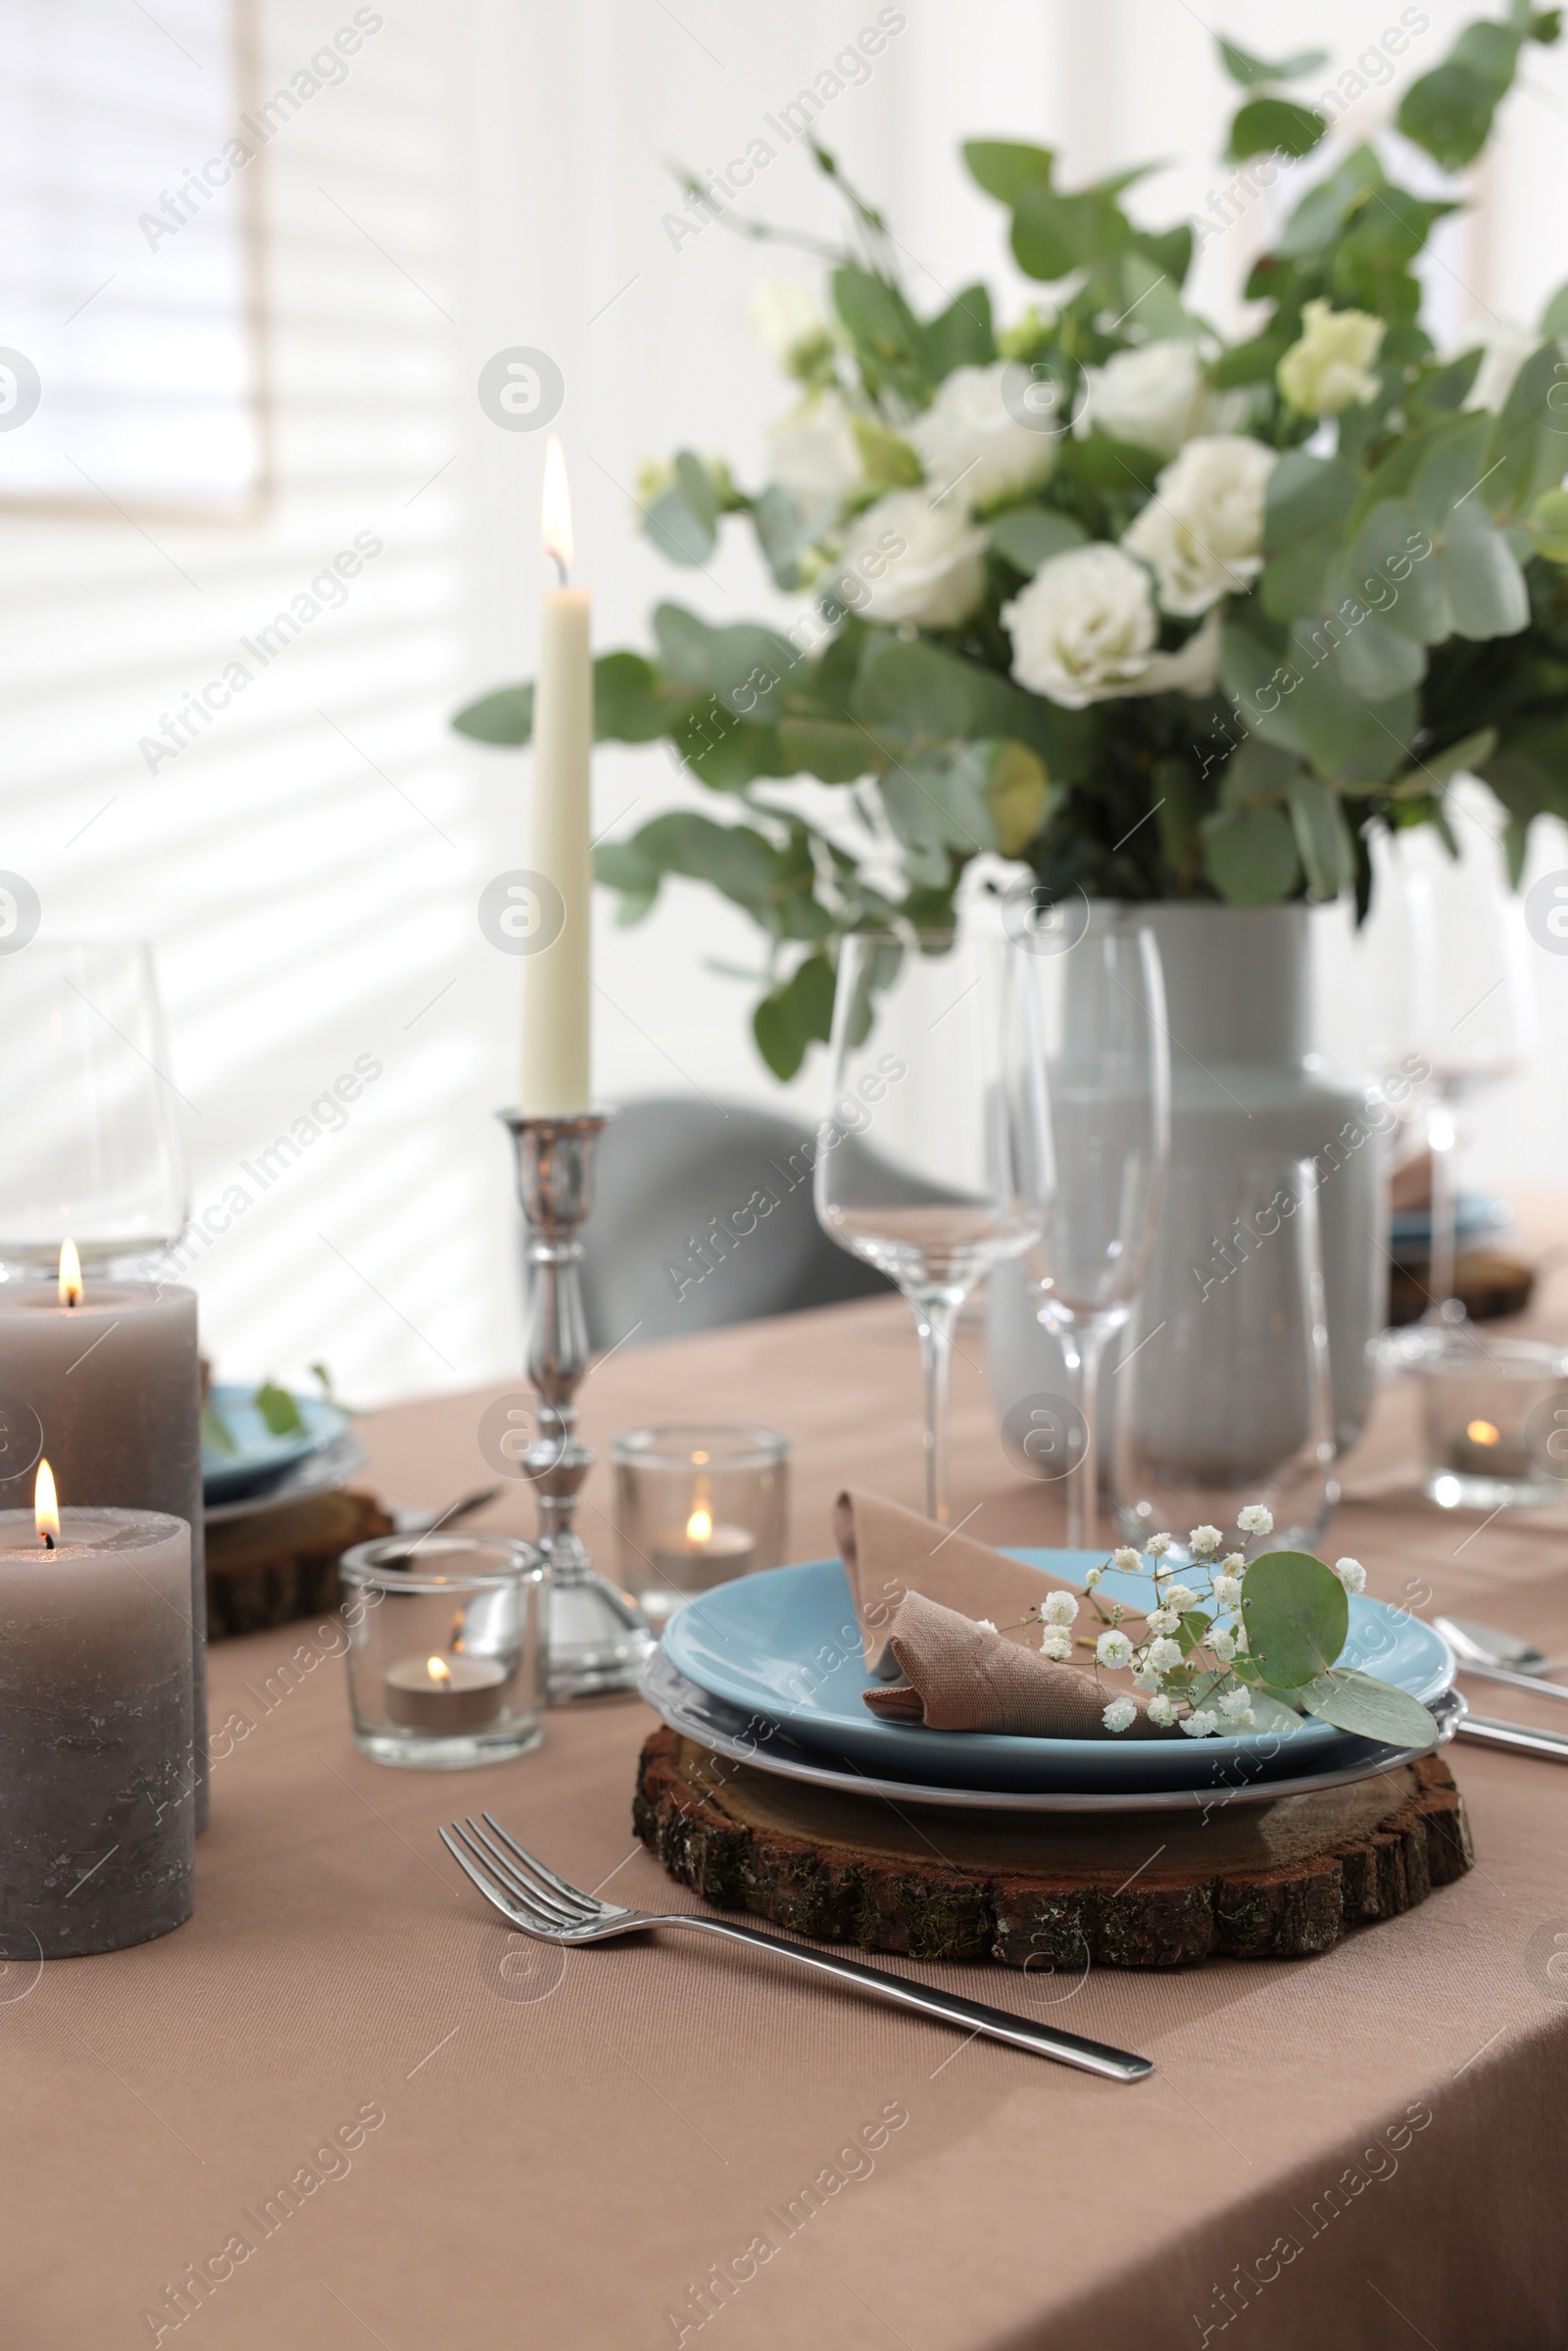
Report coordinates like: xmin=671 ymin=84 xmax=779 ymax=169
xmin=1012 ymin=904 xmax=1169 ymax=1548
xmin=814 ymin=933 xmax=1050 ymax=1524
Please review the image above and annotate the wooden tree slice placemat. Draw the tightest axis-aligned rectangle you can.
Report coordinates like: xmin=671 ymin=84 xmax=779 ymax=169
xmin=206 ymin=1488 xmax=393 ymax=1639
xmin=634 ymin=1728 xmax=1472 ymax=1968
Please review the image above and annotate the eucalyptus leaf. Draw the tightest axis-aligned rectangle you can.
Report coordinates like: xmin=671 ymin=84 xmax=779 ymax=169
xmin=854 ymin=636 xmax=977 ymax=745
xmin=1347 ymin=501 xmax=1450 ymax=646
xmin=1201 ymin=801 xmax=1301 ymax=905
xmin=961 ymin=139 xmax=1055 ymax=207
xmin=1227 ymin=97 xmax=1327 ymax=162
xmin=453 ymin=683 xmax=532 ymax=746
xmin=1239 ymin=1550 xmax=1348 ymax=1689
xmin=1443 ymin=500 xmax=1531 ymax=640
xmin=987 ymin=507 xmax=1089 ymax=575
xmin=255 ymin=1380 xmax=305 ymax=1438
xmin=1287 ymin=772 xmax=1353 ymax=902
xmin=646 ymin=477 xmax=717 ymax=566
xmin=1296 ymin=1667 xmax=1439 ymax=1749
xmin=1217 ymin=36 xmax=1328 ymax=86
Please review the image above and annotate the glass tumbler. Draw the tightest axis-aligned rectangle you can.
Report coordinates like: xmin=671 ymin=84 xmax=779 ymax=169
xmin=611 ymin=1426 xmax=789 ymax=1624
xmin=339 ymin=1534 xmax=548 ymax=1768
xmin=1113 ymin=1154 xmax=1338 ymax=1555
xmin=1416 ymin=1334 xmax=1568 ymax=1509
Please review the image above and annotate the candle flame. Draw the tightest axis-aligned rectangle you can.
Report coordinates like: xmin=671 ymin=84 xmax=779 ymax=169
xmin=542 ymin=435 xmax=573 ymax=581
xmin=426 ymin=1655 xmax=452 ymax=1685
xmin=59 ymin=1240 xmax=82 ymax=1308
xmin=686 ymin=1502 xmax=713 ymax=1547
xmin=35 ymin=1458 xmax=59 ymax=1548
xmin=1466 ymin=1418 xmax=1501 ymax=1446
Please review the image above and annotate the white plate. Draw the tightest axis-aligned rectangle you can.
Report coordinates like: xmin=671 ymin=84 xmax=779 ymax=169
xmin=640 ymin=1650 xmax=1464 ymax=1816
xmin=203 ymin=1435 xmax=368 ymax=1527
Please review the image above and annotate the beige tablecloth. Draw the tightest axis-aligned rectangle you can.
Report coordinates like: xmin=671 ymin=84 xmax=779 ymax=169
xmin=7 ymin=1247 xmax=1568 ymax=2350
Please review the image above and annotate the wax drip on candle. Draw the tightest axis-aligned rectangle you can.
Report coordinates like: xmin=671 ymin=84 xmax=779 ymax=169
xmin=542 ymin=434 xmax=572 ymax=588
xmin=35 ymin=1458 xmax=59 ymax=1551
xmin=59 ymin=1239 xmax=82 ymax=1309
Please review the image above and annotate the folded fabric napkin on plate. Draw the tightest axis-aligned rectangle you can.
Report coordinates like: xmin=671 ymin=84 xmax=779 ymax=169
xmin=833 ymin=1488 xmax=1171 ymax=1739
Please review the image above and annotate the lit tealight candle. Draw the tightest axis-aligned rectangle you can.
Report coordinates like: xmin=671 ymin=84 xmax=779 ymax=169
xmin=650 ymin=1484 xmax=756 ymax=1592
xmin=384 ymin=1650 xmax=510 ymax=1732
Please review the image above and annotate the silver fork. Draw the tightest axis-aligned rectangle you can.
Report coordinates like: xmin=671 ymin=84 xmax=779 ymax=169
xmin=439 ymin=1813 xmax=1153 ymax=2082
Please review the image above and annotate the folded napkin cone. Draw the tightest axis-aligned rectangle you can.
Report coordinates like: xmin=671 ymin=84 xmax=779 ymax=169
xmin=834 ymin=1489 xmax=1171 ymax=1740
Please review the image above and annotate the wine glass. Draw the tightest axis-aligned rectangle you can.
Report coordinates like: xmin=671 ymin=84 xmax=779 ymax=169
xmin=0 ymin=941 xmax=190 ymax=1270
xmin=814 ymin=932 xmax=1050 ymax=1524
xmin=1357 ymin=815 xmax=1533 ymax=1326
xmin=1012 ymin=903 xmax=1170 ymax=1547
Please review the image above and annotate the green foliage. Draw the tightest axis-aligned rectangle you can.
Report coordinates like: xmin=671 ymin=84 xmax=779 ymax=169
xmin=1295 ymin=1665 xmax=1442 ymax=1745
xmin=1239 ymin=1550 xmax=1349 ymax=1688
xmin=1226 ymin=98 xmax=1327 ymax=163
xmin=1217 ymin=38 xmax=1328 ymax=85
xmin=1398 ymin=6 xmax=1560 ymax=171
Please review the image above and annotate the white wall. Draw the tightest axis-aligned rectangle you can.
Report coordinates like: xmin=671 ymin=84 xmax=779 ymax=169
xmin=2 ymin=0 xmax=1566 ymax=1402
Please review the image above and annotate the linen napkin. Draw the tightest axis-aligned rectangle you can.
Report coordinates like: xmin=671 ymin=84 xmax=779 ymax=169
xmin=833 ymin=1488 xmax=1170 ymax=1739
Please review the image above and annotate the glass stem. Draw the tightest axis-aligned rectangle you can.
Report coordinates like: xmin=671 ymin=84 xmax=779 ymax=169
xmin=1058 ymin=1314 xmax=1111 ymax=1550
xmin=1425 ymin=1097 xmax=1461 ymax=1322
xmin=910 ymin=1291 xmax=960 ymax=1524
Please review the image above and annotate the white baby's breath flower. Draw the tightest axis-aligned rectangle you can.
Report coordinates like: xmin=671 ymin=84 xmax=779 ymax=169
xmin=1149 ymin=1693 xmax=1178 ymax=1728
xmin=1085 ymin=1565 xmax=1103 ymax=1588
xmin=1237 ymin=1504 xmax=1274 ymax=1537
xmin=1042 ymin=1590 xmax=1080 ymax=1628
xmin=1232 ymin=1626 xmax=1249 ymax=1655
xmin=1213 ymin=1576 xmax=1243 ymax=1609
xmin=1181 ymin=1707 xmax=1220 ymax=1739
xmin=1096 ymin=1629 xmax=1134 ymax=1671
xmin=1148 ymin=1605 xmax=1180 ymax=1637
xmin=1122 ymin=435 xmax=1275 ymax=617
xmin=1040 ymin=1627 xmax=1074 ymax=1661
xmin=908 ymin=362 xmax=1057 ymax=509
xmin=1277 ymin=300 xmax=1385 ymax=415
xmin=1207 ymin=1627 xmax=1237 ymax=1663
xmin=1218 ymin=1687 xmax=1255 ymax=1719
xmin=974 ymin=1618 xmax=998 ymax=1634
xmin=1164 ymin=1584 xmax=1197 ymax=1611
xmin=1148 ymin=1636 xmax=1184 ymax=1673
xmin=1334 ymin=1556 xmax=1367 ymax=1595
xmin=1102 ymin=1694 xmax=1139 ymax=1735
xmin=838 ymin=488 xmax=986 ymax=627
xmin=1188 ymin=1525 xmax=1223 ymax=1557
xmin=1133 ymin=1665 xmax=1160 ymax=1690
xmin=1084 ymin=338 xmax=1248 ymax=459
xmin=1111 ymin=1546 xmax=1142 ymax=1572
xmin=1221 ymin=1551 xmax=1246 ymax=1574
xmin=1147 ymin=1533 xmax=1173 ymax=1558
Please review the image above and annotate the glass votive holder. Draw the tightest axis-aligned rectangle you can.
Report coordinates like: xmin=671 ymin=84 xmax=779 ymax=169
xmin=1415 ymin=1334 xmax=1568 ymax=1510
xmin=339 ymin=1534 xmax=547 ymax=1768
xmin=611 ymin=1426 xmax=789 ymax=1625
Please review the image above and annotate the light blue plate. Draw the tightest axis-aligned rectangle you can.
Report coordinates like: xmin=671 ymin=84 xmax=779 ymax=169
xmin=202 ymin=1386 xmax=349 ymax=1504
xmin=661 ymin=1550 xmax=1456 ymax=1793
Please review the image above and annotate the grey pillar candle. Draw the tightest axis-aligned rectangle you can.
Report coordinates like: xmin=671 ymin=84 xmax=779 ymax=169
xmin=0 ymin=1501 xmax=195 ymax=1957
xmin=0 ymin=1274 xmax=207 ymax=1829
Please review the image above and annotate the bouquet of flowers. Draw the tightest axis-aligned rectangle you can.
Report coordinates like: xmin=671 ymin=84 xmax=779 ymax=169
xmin=457 ymin=5 xmax=1568 ymax=1077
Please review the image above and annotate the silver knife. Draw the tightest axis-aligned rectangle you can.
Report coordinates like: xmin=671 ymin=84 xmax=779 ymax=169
xmin=1456 ymin=1713 xmax=1568 ymax=1762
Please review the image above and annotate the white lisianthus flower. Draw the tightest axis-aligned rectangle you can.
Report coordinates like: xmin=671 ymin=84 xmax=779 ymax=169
xmin=1148 ymin=1606 xmax=1180 ymax=1637
xmin=1213 ymin=1576 xmax=1243 ymax=1609
xmin=1208 ymin=1628 xmax=1237 ymax=1663
xmin=1188 ymin=1524 xmax=1223 ymax=1558
xmin=1041 ymin=1590 xmax=1080 ymax=1627
xmin=1040 ymin=1627 xmax=1074 ymax=1661
xmin=1004 ymin=544 xmax=1157 ymax=707
xmin=1085 ymin=338 xmax=1248 ymax=459
xmin=1085 ymin=1565 xmax=1103 ymax=1588
xmin=764 ymin=392 xmax=862 ymax=515
xmin=1148 ymin=1636 xmax=1184 ymax=1673
xmin=1181 ymin=1707 xmax=1220 ymax=1739
xmin=908 ymin=363 xmax=1057 ymax=510
xmin=1102 ymin=1694 xmax=1139 ymax=1734
xmin=1096 ymin=1629 xmax=1134 ymax=1670
xmin=1219 ymin=1687 xmax=1255 ymax=1719
xmin=1164 ymin=1585 xmax=1197 ymax=1611
xmin=1111 ymin=1546 xmax=1142 ymax=1571
xmin=1335 ymin=1556 xmax=1368 ymax=1594
xmin=1237 ymin=1504 xmax=1274 ymax=1537
xmin=748 ymin=279 xmax=833 ymax=373
xmin=1276 ymin=300 xmax=1385 ymax=415
xmin=1122 ymin=435 xmax=1276 ymax=617
xmin=1147 ymin=1533 xmax=1174 ymax=1558
xmin=838 ymin=488 xmax=986 ymax=627
xmin=1149 ymin=1693 xmax=1178 ymax=1728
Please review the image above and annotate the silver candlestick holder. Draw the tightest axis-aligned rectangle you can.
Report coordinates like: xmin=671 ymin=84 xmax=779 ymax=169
xmin=501 ymin=1108 xmax=655 ymax=1700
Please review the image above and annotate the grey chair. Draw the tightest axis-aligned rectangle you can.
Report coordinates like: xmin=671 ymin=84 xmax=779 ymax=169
xmin=579 ymin=1097 xmax=894 ymax=1350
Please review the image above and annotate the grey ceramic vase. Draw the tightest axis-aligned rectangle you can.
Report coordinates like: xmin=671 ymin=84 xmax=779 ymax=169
xmin=989 ymin=903 xmax=1387 ymax=1484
